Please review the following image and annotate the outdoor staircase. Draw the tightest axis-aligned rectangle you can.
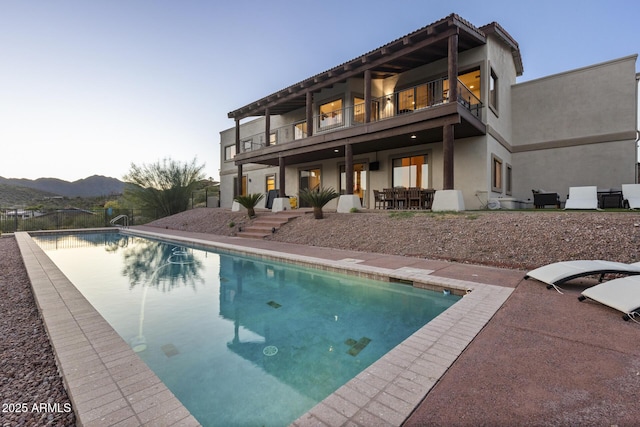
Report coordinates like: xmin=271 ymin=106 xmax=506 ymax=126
xmin=236 ymin=211 xmax=305 ymax=239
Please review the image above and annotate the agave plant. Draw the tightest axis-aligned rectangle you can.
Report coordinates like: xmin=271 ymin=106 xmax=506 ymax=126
xmin=299 ymin=187 xmax=339 ymax=219
xmin=234 ymin=193 xmax=265 ymax=218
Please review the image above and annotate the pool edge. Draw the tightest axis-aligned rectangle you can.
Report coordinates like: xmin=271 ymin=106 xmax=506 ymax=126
xmin=15 ymin=231 xmax=201 ymax=427
xmin=18 ymin=229 xmax=513 ymax=427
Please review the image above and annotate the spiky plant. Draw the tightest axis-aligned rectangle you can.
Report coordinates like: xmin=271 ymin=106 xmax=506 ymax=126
xmin=234 ymin=193 xmax=264 ymax=218
xmin=299 ymin=187 xmax=339 ymax=219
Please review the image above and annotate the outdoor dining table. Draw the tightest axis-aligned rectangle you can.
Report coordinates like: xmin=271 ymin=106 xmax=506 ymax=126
xmin=379 ymin=187 xmax=435 ymax=210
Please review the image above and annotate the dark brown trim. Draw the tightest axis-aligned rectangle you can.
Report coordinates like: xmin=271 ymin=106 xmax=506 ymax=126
xmin=511 ymin=131 xmax=636 ymax=153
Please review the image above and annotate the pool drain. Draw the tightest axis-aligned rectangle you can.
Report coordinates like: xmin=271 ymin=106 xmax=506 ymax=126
xmin=263 ymin=345 xmax=278 ymax=356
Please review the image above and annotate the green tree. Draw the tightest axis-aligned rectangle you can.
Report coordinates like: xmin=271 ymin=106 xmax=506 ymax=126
xmin=123 ymin=158 xmax=205 ymax=216
xmin=299 ymin=187 xmax=339 ymax=219
xmin=234 ymin=193 xmax=264 ymax=218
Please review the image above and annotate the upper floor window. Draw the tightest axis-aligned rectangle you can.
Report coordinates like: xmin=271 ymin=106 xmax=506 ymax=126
xmin=489 ymin=68 xmax=498 ymax=111
xmin=294 ymin=121 xmax=307 ymax=140
xmin=353 ymin=97 xmax=380 ymax=124
xmin=242 ymin=139 xmax=253 ymax=152
xmin=224 ymin=145 xmax=236 ymax=161
xmin=397 ymin=85 xmax=428 ymax=114
xmin=269 ymin=132 xmax=277 ymax=146
xmin=319 ymin=99 xmax=343 ymax=130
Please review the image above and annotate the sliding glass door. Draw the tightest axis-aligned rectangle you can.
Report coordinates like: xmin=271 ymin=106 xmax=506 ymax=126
xmin=299 ymin=168 xmax=321 ymax=207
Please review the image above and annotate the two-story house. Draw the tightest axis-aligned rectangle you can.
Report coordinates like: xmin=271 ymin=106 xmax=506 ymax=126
xmin=219 ymin=13 xmax=638 ymax=211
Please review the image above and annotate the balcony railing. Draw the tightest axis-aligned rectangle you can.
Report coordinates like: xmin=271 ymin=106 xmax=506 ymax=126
xmin=238 ymin=78 xmax=482 ymax=154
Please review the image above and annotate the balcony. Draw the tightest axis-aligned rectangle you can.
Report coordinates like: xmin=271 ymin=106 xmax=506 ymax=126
xmin=237 ymin=78 xmax=481 ymax=156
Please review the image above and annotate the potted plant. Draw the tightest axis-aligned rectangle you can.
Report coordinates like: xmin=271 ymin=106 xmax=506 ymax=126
xmin=299 ymin=187 xmax=339 ymax=219
xmin=234 ymin=193 xmax=264 ymax=218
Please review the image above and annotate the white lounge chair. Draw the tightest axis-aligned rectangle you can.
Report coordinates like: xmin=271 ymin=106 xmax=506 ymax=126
xmin=524 ymin=260 xmax=640 ymax=290
xmin=578 ymin=275 xmax=640 ymax=321
xmin=622 ymin=184 xmax=640 ymax=209
xmin=564 ymin=186 xmax=599 ymax=210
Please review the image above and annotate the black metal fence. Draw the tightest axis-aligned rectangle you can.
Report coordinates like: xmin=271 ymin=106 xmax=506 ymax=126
xmin=0 ymin=208 xmax=162 ymax=233
xmin=190 ymin=188 xmax=219 ymax=209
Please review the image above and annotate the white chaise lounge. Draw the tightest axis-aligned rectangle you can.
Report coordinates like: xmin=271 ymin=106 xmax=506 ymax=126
xmin=564 ymin=186 xmax=599 ymax=210
xmin=622 ymin=184 xmax=640 ymax=209
xmin=578 ymin=275 xmax=640 ymax=321
xmin=524 ymin=260 xmax=640 ymax=289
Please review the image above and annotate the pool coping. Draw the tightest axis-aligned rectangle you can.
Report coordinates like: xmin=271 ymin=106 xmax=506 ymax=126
xmin=16 ymin=229 xmax=513 ymax=426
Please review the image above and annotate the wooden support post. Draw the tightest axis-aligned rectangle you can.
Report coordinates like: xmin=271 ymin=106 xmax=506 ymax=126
xmin=443 ymin=32 xmax=458 ymax=191
xmin=306 ymin=91 xmax=313 ymax=137
xmin=364 ymin=69 xmax=372 ymax=123
xmin=236 ymin=164 xmax=243 ymax=197
xmin=345 ymin=143 xmax=354 ymax=195
xmin=279 ymin=156 xmax=286 ymax=197
xmin=264 ymin=107 xmax=271 ymax=147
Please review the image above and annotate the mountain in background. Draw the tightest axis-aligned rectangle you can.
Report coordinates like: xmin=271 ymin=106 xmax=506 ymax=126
xmin=0 ymin=175 xmax=125 ymax=198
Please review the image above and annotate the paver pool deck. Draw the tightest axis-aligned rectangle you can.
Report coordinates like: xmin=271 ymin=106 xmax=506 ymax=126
xmin=14 ymin=226 xmax=640 ymax=426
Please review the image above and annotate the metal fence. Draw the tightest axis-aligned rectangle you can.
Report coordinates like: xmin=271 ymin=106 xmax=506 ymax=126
xmin=0 ymin=208 xmax=162 ymax=233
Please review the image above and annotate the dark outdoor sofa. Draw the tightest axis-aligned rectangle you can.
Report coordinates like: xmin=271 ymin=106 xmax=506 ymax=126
xmin=532 ymin=189 xmax=561 ymax=209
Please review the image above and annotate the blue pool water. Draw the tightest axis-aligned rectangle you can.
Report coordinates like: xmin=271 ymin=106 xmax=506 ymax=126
xmin=33 ymin=232 xmax=459 ymax=426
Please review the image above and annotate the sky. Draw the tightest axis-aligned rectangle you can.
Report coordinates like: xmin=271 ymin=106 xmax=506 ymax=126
xmin=1 ymin=0 xmax=638 ymax=183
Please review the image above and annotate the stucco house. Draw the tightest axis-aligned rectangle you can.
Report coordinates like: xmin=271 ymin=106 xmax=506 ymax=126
xmin=219 ymin=13 xmax=638 ymax=211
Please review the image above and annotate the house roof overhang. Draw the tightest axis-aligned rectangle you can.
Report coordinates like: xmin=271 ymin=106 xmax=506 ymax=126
xmin=227 ymin=14 xmax=495 ymax=120
xmin=480 ymin=22 xmax=524 ymax=76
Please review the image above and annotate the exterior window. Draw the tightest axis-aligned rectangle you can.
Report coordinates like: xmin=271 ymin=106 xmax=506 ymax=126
xmin=299 ymin=168 xmax=321 ymax=207
xmin=492 ymin=155 xmax=503 ymax=192
xmin=241 ymin=139 xmax=253 ymax=152
xmin=353 ymin=97 xmax=379 ymax=123
xmin=397 ymin=89 xmax=411 ymax=113
xmin=234 ymin=176 xmax=247 ymax=196
xmin=392 ymin=155 xmax=429 ymax=188
xmin=506 ymin=164 xmax=512 ymax=195
xmin=490 ymin=68 xmax=498 ymax=110
xmin=266 ymin=175 xmax=276 ymax=192
xmin=224 ymin=145 xmax=236 ymax=161
xmin=294 ymin=121 xmax=307 ymax=140
xmin=443 ymin=69 xmax=480 ymax=103
xmin=269 ymin=132 xmax=277 ymax=146
xmin=319 ymin=99 xmax=343 ymax=130
xmin=354 ymin=97 xmax=365 ymax=124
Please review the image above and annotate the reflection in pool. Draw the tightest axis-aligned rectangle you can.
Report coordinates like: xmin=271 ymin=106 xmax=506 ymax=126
xmin=33 ymin=232 xmax=459 ymax=427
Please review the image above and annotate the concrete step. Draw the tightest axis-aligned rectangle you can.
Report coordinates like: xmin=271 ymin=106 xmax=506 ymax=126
xmin=236 ymin=211 xmax=305 ymax=239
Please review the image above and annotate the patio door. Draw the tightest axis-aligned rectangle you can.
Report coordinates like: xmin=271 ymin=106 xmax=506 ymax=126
xmin=340 ymin=163 xmax=367 ymax=207
xmin=299 ymin=168 xmax=321 ymax=207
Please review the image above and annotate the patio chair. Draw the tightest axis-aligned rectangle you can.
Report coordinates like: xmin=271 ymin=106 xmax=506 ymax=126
xmin=578 ymin=275 xmax=640 ymax=321
xmin=395 ymin=188 xmax=409 ymax=209
xmin=564 ymin=186 xmax=599 ymax=210
xmin=373 ymin=190 xmax=385 ymax=209
xmin=532 ymin=189 xmax=560 ymax=209
xmin=408 ymin=187 xmax=425 ymax=209
xmin=621 ymin=184 xmax=640 ymax=209
xmin=525 ymin=260 xmax=640 ymax=292
xmin=382 ymin=188 xmax=396 ymax=209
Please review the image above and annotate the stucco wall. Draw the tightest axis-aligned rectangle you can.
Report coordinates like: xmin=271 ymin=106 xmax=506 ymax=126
xmin=512 ymin=140 xmax=636 ymax=204
xmin=511 ymin=55 xmax=638 ymax=202
xmin=512 ymin=56 xmax=637 ymax=145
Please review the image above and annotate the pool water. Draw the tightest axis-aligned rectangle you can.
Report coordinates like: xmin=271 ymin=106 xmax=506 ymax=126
xmin=33 ymin=232 xmax=459 ymax=426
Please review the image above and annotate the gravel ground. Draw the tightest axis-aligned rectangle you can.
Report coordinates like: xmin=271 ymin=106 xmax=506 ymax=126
xmin=3 ymin=207 xmax=639 ymax=426
xmin=0 ymin=237 xmax=75 ymax=427
xmin=151 ymin=208 xmax=640 ymax=270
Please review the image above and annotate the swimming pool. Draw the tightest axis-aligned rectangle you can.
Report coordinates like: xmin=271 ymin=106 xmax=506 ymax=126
xmin=32 ymin=232 xmax=459 ymax=426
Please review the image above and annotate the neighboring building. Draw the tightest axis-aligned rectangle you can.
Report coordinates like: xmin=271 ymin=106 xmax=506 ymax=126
xmin=219 ymin=13 xmax=638 ymax=210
